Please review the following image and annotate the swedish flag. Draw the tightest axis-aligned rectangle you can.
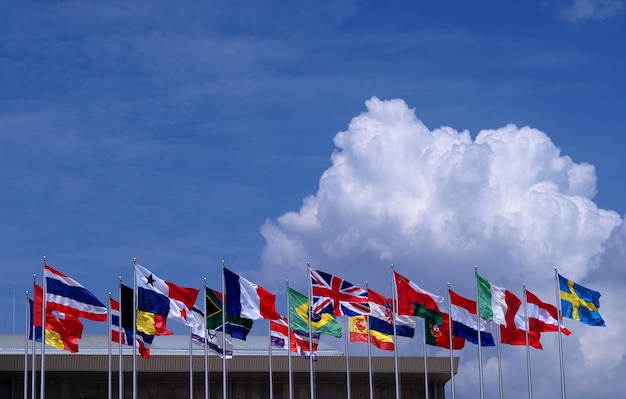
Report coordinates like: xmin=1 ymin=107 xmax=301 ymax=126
xmin=558 ymin=274 xmax=605 ymax=327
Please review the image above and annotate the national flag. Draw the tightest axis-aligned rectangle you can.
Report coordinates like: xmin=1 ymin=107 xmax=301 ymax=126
xmin=33 ymin=284 xmax=84 ymax=353
xmin=44 ymin=264 xmax=107 ymax=321
xmin=499 ymin=290 xmax=542 ymax=350
xmin=393 ymin=270 xmax=444 ymax=323
xmin=476 ymin=273 xmax=507 ymax=326
xmin=288 ymin=288 xmax=342 ymax=338
xmin=224 ymin=268 xmax=280 ymax=320
xmin=136 ymin=284 xmax=172 ymax=336
xmin=425 ymin=312 xmax=465 ymax=350
xmin=349 ymin=315 xmax=394 ymax=351
xmin=110 ymin=298 xmax=133 ymax=346
xmin=111 ymin=286 xmax=154 ymax=359
xmin=28 ymin=298 xmax=42 ymax=342
xmin=558 ymin=274 xmax=605 ymax=327
xmin=270 ymin=316 xmax=320 ymax=360
xmin=368 ymin=289 xmax=415 ymax=338
xmin=187 ymin=305 xmax=233 ymax=359
xmin=205 ymin=287 xmax=253 ymax=340
xmin=135 ymin=263 xmax=200 ymax=326
xmin=525 ymin=290 xmax=571 ymax=335
xmin=309 ymin=268 xmax=369 ymax=316
xmin=449 ymin=289 xmax=494 ymax=346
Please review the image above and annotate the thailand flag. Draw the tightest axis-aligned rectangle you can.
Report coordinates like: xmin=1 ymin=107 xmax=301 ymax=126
xmin=224 ymin=268 xmax=279 ymax=320
xmin=44 ymin=265 xmax=107 ymax=321
xmin=135 ymin=263 xmax=200 ymax=326
xmin=310 ymin=268 xmax=369 ymax=316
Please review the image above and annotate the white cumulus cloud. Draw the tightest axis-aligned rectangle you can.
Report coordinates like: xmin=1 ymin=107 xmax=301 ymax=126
xmin=260 ymin=97 xmax=625 ymax=398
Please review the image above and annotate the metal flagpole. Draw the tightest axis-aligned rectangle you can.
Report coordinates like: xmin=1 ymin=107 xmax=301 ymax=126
xmin=189 ymin=321 xmax=194 ymax=399
xmin=286 ymin=279 xmax=294 ymax=399
xmin=554 ymin=268 xmax=566 ymax=399
xmin=423 ymin=318 xmax=429 ymax=399
xmin=40 ymin=256 xmax=46 ymax=399
xmin=522 ymin=284 xmax=533 ymax=399
xmin=496 ymin=325 xmax=503 ymax=399
xmin=221 ymin=260 xmax=227 ymax=399
xmin=474 ymin=266 xmax=484 ymax=399
xmin=306 ymin=262 xmax=316 ymax=399
xmin=108 ymin=292 xmax=113 ymax=399
xmin=390 ymin=264 xmax=400 ymax=399
xmin=32 ymin=275 xmax=36 ymax=399
xmin=118 ymin=277 xmax=123 ymax=399
xmin=366 ymin=282 xmax=374 ymax=399
xmin=269 ymin=321 xmax=273 ymax=399
xmin=345 ymin=316 xmax=351 ymax=399
xmin=24 ymin=290 xmax=29 ymax=399
xmin=133 ymin=258 xmax=138 ymax=399
xmin=203 ymin=278 xmax=209 ymax=399
xmin=447 ymin=283 xmax=456 ymax=399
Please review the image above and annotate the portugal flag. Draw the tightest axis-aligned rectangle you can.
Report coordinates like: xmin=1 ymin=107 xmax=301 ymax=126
xmin=425 ymin=312 xmax=465 ymax=350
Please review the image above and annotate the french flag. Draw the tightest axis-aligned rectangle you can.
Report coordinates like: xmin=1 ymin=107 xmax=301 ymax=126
xmin=224 ymin=268 xmax=280 ymax=320
xmin=44 ymin=265 xmax=107 ymax=321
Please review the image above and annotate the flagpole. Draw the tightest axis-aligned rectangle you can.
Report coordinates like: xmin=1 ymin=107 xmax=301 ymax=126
xmin=118 ymin=277 xmax=123 ymax=399
xmin=286 ymin=279 xmax=294 ymax=399
xmin=189 ymin=319 xmax=194 ymax=399
xmin=522 ymin=284 xmax=533 ymax=399
xmin=203 ymin=278 xmax=209 ymax=399
xmin=32 ymin=275 xmax=36 ymax=399
xmin=366 ymin=282 xmax=374 ymax=399
xmin=221 ymin=260 xmax=227 ymax=399
xmin=345 ymin=316 xmax=351 ymax=399
xmin=390 ymin=264 xmax=400 ymax=399
xmin=447 ymin=283 xmax=456 ymax=399
xmin=306 ymin=262 xmax=315 ymax=399
xmin=423 ymin=318 xmax=430 ymax=399
xmin=474 ymin=265 xmax=484 ymax=399
xmin=24 ymin=290 xmax=29 ymax=399
xmin=40 ymin=256 xmax=46 ymax=399
xmin=269 ymin=321 xmax=273 ymax=399
xmin=133 ymin=258 xmax=138 ymax=399
xmin=108 ymin=292 xmax=113 ymax=399
xmin=554 ymin=268 xmax=566 ymax=399
xmin=496 ymin=324 xmax=503 ymax=399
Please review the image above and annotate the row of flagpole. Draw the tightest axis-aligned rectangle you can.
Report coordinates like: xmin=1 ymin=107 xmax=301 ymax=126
xmin=23 ymin=256 xmax=604 ymax=399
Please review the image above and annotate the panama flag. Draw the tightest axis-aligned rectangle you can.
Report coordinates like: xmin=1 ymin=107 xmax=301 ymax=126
xmin=44 ymin=264 xmax=107 ymax=321
xmin=224 ymin=268 xmax=280 ymax=320
xmin=135 ymin=263 xmax=200 ymax=326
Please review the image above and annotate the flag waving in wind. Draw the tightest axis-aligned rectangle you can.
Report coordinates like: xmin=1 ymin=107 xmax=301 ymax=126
xmin=558 ymin=274 xmax=605 ymax=327
xmin=393 ymin=270 xmax=443 ymax=323
xmin=476 ymin=273 xmax=508 ymax=326
xmin=44 ymin=264 xmax=107 ymax=321
xmin=310 ymin=268 xmax=369 ymax=316
xmin=224 ymin=268 xmax=280 ymax=320
xmin=135 ymin=263 xmax=200 ymax=326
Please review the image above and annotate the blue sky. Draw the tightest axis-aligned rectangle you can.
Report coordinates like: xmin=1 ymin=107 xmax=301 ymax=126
xmin=1 ymin=1 xmax=625 ymax=398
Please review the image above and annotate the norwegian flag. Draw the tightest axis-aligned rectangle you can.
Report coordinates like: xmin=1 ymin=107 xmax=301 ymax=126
xmin=310 ymin=268 xmax=369 ymax=316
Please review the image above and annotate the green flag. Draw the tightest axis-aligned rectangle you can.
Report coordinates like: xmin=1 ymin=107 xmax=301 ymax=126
xmin=205 ymin=287 xmax=253 ymax=340
xmin=288 ymin=288 xmax=342 ymax=338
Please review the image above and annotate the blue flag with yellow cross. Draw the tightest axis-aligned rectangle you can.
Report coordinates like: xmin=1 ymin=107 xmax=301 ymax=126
xmin=558 ymin=274 xmax=605 ymax=327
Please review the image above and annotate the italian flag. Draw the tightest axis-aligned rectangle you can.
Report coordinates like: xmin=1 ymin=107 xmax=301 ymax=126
xmin=476 ymin=273 xmax=508 ymax=326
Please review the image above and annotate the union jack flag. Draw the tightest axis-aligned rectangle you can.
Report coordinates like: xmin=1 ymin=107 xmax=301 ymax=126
xmin=310 ymin=268 xmax=369 ymax=316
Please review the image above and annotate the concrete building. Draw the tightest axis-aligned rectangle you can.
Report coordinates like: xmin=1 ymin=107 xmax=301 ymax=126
xmin=0 ymin=334 xmax=458 ymax=398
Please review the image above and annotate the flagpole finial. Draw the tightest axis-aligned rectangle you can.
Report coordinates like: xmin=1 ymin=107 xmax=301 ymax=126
xmin=447 ymin=282 xmax=450 ymax=288
xmin=43 ymin=256 xmax=46 ymax=263
xmin=474 ymin=265 xmax=478 ymax=274
xmin=204 ymin=277 xmax=207 ymax=283
xmin=119 ymin=276 xmax=122 ymax=283
xmin=390 ymin=263 xmax=394 ymax=270
xmin=306 ymin=261 xmax=310 ymax=268
xmin=522 ymin=283 xmax=526 ymax=289
xmin=133 ymin=257 xmax=137 ymax=265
